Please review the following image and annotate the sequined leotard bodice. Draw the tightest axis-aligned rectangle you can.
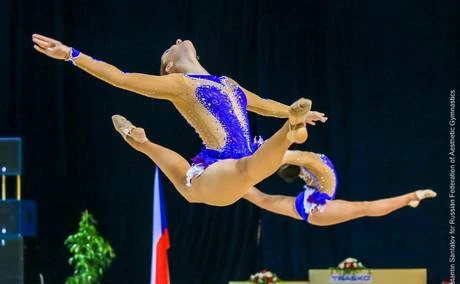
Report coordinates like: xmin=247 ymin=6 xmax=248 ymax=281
xmin=175 ymin=74 xmax=262 ymax=167
xmin=295 ymin=154 xmax=338 ymax=221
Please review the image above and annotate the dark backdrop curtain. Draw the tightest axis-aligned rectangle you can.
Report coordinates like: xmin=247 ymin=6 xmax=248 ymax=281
xmin=1 ymin=0 xmax=457 ymax=283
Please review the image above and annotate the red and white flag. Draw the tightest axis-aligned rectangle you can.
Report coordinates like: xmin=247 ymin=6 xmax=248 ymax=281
xmin=151 ymin=167 xmax=170 ymax=284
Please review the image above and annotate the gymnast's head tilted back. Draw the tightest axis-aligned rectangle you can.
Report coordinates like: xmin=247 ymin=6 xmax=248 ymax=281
xmin=159 ymin=39 xmax=200 ymax=75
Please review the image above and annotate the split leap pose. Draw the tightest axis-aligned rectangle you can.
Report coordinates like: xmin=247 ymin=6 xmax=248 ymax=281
xmin=244 ymin=151 xmax=437 ymax=226
xmin=106 ymin=117 xmax=436 ymax=226
xmin=32 ymin=34 xmax=327 ymax=206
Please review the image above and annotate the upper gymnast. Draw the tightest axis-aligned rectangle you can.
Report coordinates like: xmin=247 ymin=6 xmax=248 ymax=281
xmin=32 ymin=34 xmax=327 ymax=206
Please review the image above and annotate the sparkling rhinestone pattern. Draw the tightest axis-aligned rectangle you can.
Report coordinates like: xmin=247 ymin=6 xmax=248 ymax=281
xmin=294 ymin=154 xmax=338 ymax=221
xmin=298 ymin=154 xmax=338 ymax=198
xmin=183 ymin=74 xmax=259 ymax=167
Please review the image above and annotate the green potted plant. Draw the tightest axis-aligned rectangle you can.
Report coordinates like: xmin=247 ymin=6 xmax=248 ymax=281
xmin=65 ymin=210 xmax=116 ymax=284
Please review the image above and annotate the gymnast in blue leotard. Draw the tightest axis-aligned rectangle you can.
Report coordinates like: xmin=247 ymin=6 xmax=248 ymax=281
xmin=244 ymin=151 xmax=436 ymax=226
xmin=33 ymin=34 xmax=327 ymax=206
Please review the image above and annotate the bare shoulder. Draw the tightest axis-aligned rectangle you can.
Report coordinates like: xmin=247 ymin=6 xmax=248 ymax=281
xmin=156 ymin=73 xmax=195 ymax=100
xmin=161 ymin=73 xmax=190 ymax=85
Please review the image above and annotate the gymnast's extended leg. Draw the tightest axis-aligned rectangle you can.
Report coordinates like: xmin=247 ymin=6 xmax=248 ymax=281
xmin=119 ymin=126 xmax=194 ymax=202
xmin=307 ymin=191 xmax=435 ymax=226
xmin=243 ymin=187 xmax=436 ymax=226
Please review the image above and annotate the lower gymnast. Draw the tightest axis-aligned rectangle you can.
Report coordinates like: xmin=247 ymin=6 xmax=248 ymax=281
xmin=243 ymin=151 xmax=437 ymax=226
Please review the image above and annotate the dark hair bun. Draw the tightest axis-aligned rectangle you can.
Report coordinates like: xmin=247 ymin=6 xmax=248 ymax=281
xmin=277 ymin=164 xmax=301 ymax=183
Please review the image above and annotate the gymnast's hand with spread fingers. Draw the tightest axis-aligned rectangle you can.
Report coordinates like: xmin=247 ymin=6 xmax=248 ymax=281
xmin=32 ymin=34 xmax=71 ymax=60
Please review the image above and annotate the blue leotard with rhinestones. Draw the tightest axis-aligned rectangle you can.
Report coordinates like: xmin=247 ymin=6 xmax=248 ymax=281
xmin=185 ymin=74 xmax=262 ymax=167
xmin=294 ymin=154 xmax=338 ymax=222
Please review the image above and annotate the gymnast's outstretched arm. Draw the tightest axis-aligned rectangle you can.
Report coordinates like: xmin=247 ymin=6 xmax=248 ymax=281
xmin=32 ymin=34 xmax=188 ymax=101
xmin=242 ymin=86 xmax=290 ymax=118
xmin=241 ymin=86 xmax=328 ymax=124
